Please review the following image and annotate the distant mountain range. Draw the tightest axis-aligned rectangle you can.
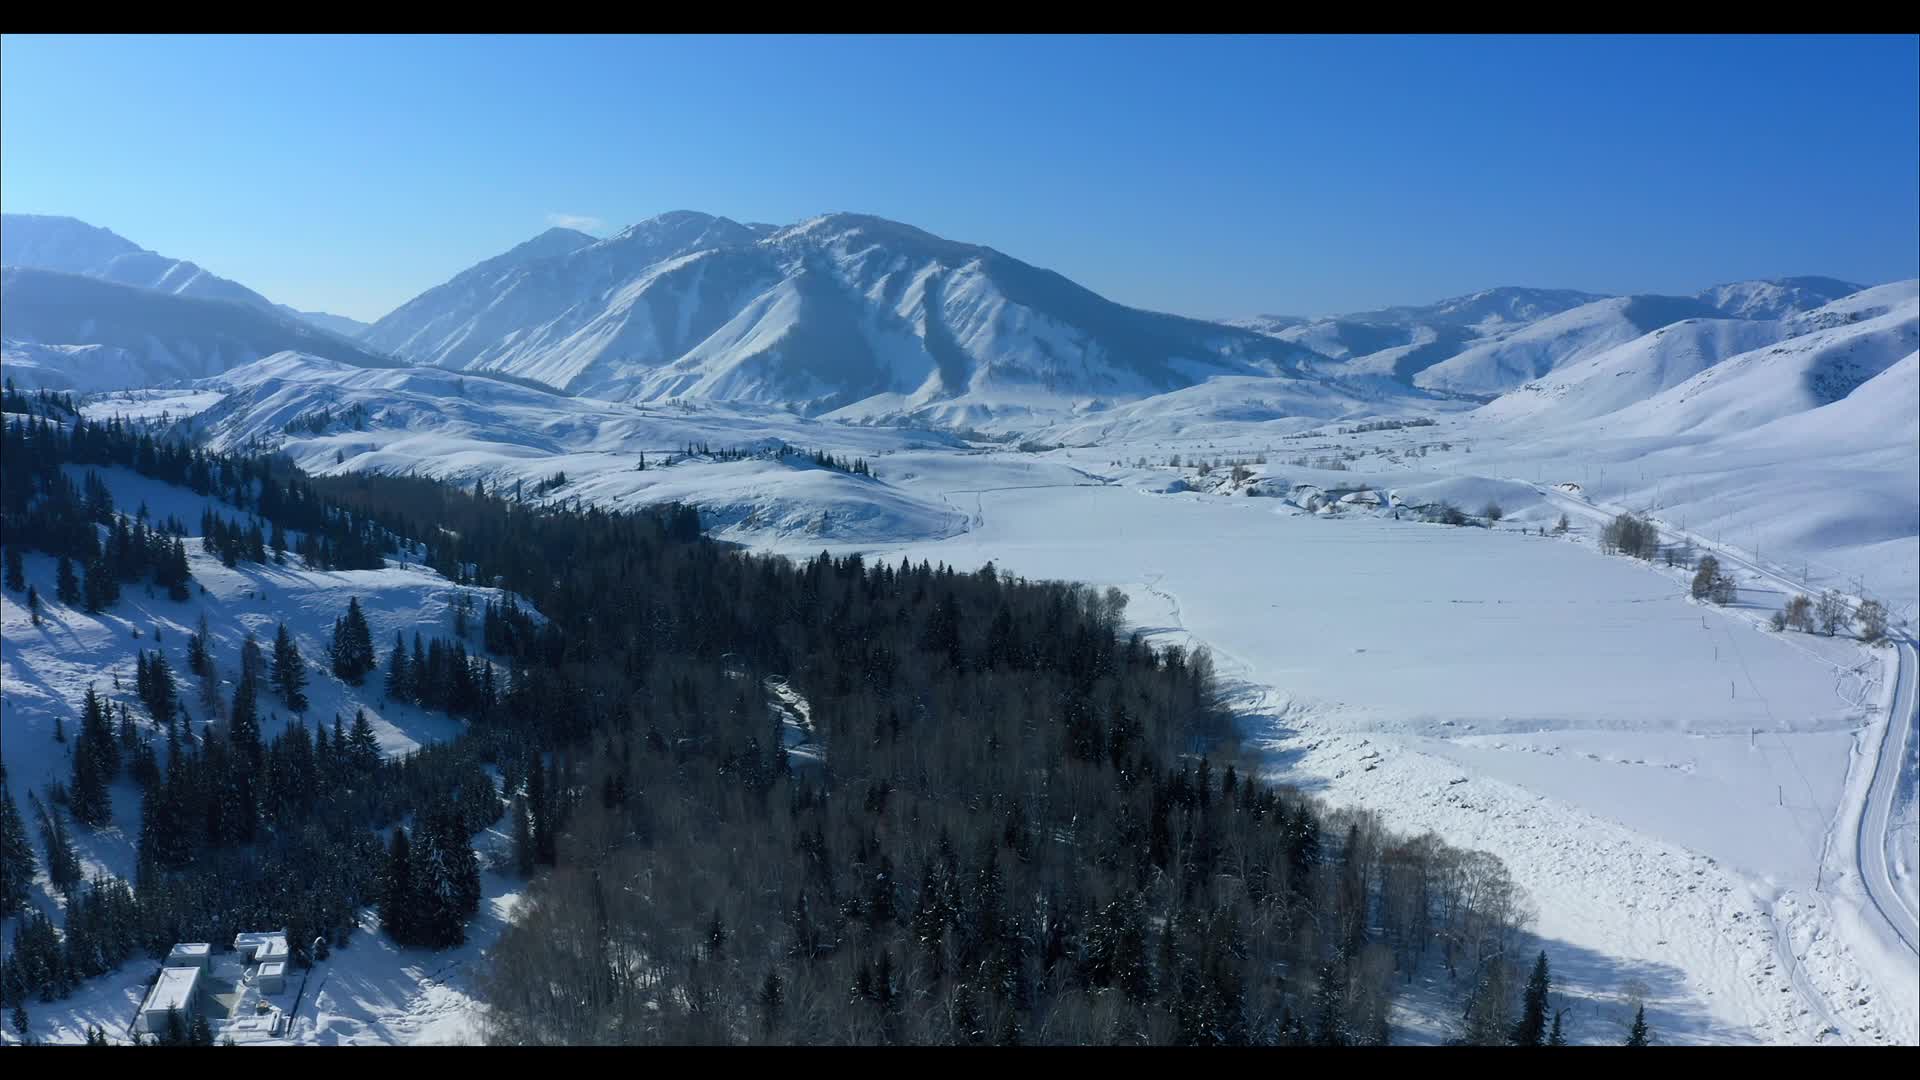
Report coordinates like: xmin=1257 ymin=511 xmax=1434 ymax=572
xmin=0 ymin=209 xmax=1903 ymax=436
xmin=358 ymin=210 xmax=1323 ymax=425
xmin=1225 ymin=278 xmax=1865 ymax=398
xmin=0 ymin=267 xmax=399 ymax=392
xmin=2 ymin=213 xmax=369 ymax=335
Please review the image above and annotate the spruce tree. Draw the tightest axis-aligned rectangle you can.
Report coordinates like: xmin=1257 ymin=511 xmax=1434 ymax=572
xmin=26 ymin=584 xmax=40 ymax=624
xmin=384 ymin=632 xmax=410 ymax=702
xmin=1548 ymin=1010 xmax=1566 ymax=1045
xmin=512 ymin=795 xmax=534 ymax=878
xmin=145 ymin=651 xmax=177 ymax=724
xmin=330 ymin=597 xmax=376 ymax=683
xmin=70 ymin=737 xmax=111 ymax=828
xmin=55 ymin=555 xmax=79 ymax=607
xmin=348 ymin=709 xmax=381 ymax=773
xmin=1510 ymin=950 xmax=1550 ymax=1046
xmin=0 ymin=783 xmax=37 ymax=915
xmin=3 ymin=546 xmax=22 ymax=592
xmin=81 ymin=557 xmax=118 ymax=613
xmin=42 ymin=805 xmax=81 ymax=893
xmin=240 ymin=631 xmax=266 ymax=687
xmin=382 ymin=827 xmax=415 ymax=946
xmin=270 ymin=623 xmax=309 ymax=713
xmin=1626 ymin=1004 xmax=1649 ymax=1046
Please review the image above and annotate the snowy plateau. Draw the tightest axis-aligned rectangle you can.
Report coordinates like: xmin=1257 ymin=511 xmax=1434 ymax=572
xmin=2 ymin=211 xmax=1916 ymax=1046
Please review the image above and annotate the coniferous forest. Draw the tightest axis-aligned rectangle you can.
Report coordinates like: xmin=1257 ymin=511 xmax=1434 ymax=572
xmin=1 ymin=411 xmax=1539 ymax=1046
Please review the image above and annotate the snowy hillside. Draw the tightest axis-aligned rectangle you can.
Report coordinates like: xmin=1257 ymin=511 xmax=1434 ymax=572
xmin=1227 ymin=281 xmax=1869 ymax=401
xmin=1411 ymin=294 xmax=1722 ymax=397
xmin=1474 ymin=317 xmax=1793 ymax=426
xmin=0 ymin=464 xmax=537 ymax=1045
xmin=360 ymin=211 xmax=1319 ymax=421
xmin=1596 ymin=288 xmax=1918 ymax=438
xmin=172 ymin=351 xmax=967 ymax=545
xmin=0 ymin=269 xmax=401 ymax=392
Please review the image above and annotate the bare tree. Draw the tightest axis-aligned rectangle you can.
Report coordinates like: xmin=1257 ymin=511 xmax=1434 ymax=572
xmin=1815 ymin=590 xmax=1847 ymax=636
xmin=1691 ymin=556 xmax=1721 ymax=601
xmin=1782 ymin=594 xmax=1814 ymax=633
xmin=1855 ymin=598 xmax=1889 ymax=643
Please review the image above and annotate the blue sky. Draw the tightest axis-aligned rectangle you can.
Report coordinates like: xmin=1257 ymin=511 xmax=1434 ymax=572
xmin=3 ymin=34 xmax=1916 ymax=322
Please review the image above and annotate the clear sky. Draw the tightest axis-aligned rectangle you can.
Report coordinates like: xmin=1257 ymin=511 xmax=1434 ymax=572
xmin=3 ymin=34 xmax=1916 ymax=323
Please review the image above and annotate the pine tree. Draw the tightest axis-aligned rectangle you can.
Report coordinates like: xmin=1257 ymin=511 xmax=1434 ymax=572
xmin=81 ymin=556 xmax=118 ymax=613
xmin=382 ymin=827 xmax=415 ymax=946
xmin=511 ymin=795 xmax=534 ymax=878
xmin=240 ymin=631 xmax=266 ymax=687
xmin=348 ymin=709 xmax=380 ymax=773
xmin=11 ymin=1000 xmax=26 ymax=1042
xmin=3 ymin=546 xmax=22 ymax=592
xmin=0 ymin=783 xmax=37 ymax=915
xmin=26 ymin=584 xmax=39 ymax=624
xmin=41 ymin=805 xmax=81 ymax=894
xmin=1626 ymin=1004 xmax=1649 ymax=1046
xmin=1510 ymin=950 xmax=1550 ymax=1045
xmin=410 ymin=803 xmax=480 ymax=949
xmin=55 ymin=555 xmax=79 ymax=607
xmin=384 ymin=632 xmax=410 ymax=702
xmin=1548 ymin=1010 xmax=1566 ymax=1045
xmin=144 ymin=651 xmax=177 ymax=723
xmin=270 ymin=623 xmax=309 ymax=713
xmin=230 ymin=672 xmax=262 ymax=764
xmin=189 ymin=1011 xmax=213 ymax=1046
xmin=71 ymin=688 xmax=114 ymax=826
xmin=187 ymin=614 xmax=210 ymax=677
xmin=331 ymin=597 xmax=376 ymax=683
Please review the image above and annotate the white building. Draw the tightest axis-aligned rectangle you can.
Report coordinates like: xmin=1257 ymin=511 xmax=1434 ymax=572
xmin=256 ymin=960 xmax=286 ymax=993
xmin=166 ymin=942 xmax=211 ymax=971
xmin=233 ymin=929 xmax=290 ymax=964
xmin=136 ymin=965 xmax=202 ymax=1034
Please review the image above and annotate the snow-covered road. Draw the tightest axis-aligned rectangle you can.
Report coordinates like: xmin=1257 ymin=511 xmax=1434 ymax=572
xmin=1860 ymin=637 xmax=1920 ymax=954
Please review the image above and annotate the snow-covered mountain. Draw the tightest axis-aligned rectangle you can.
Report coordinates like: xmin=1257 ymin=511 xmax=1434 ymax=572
xmin=0 ymin=268 xmax=401 ymax=392
xmin=1333 ymin=286 xmax=1612 ymax=334
xmin=1694 ymin=276 xmax=1864 ymax=321
xmin=1595 ymin=283 xmax=1919 ymax=438
xmin=1410 ymin=294 xmax=1724 ymax=397
xmin=1478 ymin=280 xmax=1918 ymax=431
xmin=2 ymin=212 xmax=278 ymax=308
xmin=361 ymin=211 xmax=1319 ymax=421
xmin=276 ymin=306 xmax=370 ymax=338
xmin=2 ymin=212 xmax=370 ymax=338
xmin=1228 ymin=280 xmax=1873 ymax=399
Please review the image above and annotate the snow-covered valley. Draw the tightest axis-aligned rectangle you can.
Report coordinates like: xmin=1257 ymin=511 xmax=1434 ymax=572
xmin=2 ymin=210 xmax=1915 ymax=1047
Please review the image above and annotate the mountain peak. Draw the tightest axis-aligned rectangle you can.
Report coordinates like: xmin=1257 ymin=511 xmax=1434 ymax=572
xmin=1695 ymin=276 xmax=1866 ymax=320
xmin=1 ymin=212 xmax=148 ymax=272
